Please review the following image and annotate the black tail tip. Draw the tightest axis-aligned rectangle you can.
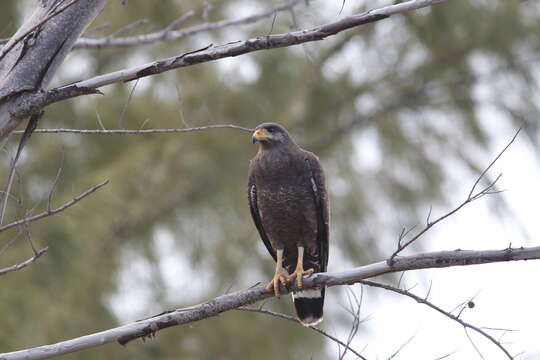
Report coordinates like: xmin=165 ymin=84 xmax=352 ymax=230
xmin=294 ymin=297 xmax=324 ymax=326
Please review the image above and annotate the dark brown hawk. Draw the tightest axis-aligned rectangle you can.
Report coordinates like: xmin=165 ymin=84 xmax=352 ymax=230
xmin=248 ymin=123 xmax=329 ymax=325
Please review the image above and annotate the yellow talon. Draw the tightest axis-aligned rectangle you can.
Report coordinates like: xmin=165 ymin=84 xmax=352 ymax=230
xmin=288 ymin=268 xmax=314 ymax=289
xmin=266 ymin=269 xmax=287 ymax=296
xmin=287 ymin=246 xmax=314 ymax=289
xmin=267 ymin=249 xmax=287 ymax=296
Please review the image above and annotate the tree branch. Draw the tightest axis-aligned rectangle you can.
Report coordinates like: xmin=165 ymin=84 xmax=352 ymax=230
xmin=0 ymin=111 xmax=42 ymax=224
xmin=1 ymin=245 xmax=538 ymax=360
xmin=236 ymin=307 xmax=367 ymax=360
xmin=0 ymin=246 xmax=48 ymax=276
xmin=0 ymin=0 xmax=108 ymax=141
xmin=0 ymin=180 xmax=109 ymax=234
xmin=73 ymin=0 xmax=304 ymax=49
xmin=360 ymin=280 xmax=513 ymax=359
xmin=8 ymin=0 xmax=452 ymax=122
xmin=0 ymin=0 xmax=84 ymax=61
xmin=389 ymin=128 xmax=520 ymax=261
xmin=12 ymin=125 xmax=254 ymax=135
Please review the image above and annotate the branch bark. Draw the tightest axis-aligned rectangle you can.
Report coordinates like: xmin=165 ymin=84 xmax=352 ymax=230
xmin=6 ymin=0 xmax=453 ymax=124
xmin=0 ymin=246 xmax=48 ymax=276
xmin=12 ymin=125 xmax=254 ymax=135
xmin=0 ymin=0 xmax=107 ymax=141
xmin=360 ymin=280 xmax=513 ymax=359
xmin=0 ymin=179 xmax=109 ymax=233
xmin=1 ymin=245 xmax=538 ymax=360
xmin=73 ymin=0 xmax=304 ymax=49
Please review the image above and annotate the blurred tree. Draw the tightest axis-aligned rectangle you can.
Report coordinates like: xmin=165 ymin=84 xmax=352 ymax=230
xmin=0 ymin=0 xmax=538 ymax=358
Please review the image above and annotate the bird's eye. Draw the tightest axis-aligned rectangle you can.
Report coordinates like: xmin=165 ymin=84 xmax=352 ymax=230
xmin=267 ymin=128 xmax=274 ymax=133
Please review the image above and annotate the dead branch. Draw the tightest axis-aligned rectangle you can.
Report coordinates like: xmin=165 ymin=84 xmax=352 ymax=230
xmin=236 ymin=307 xmax=367 ymax=360
xmin=12 ymin=125 xmax=254 ymax=136
xmin=0 ymin=0 xmax=108 ymax=141
xmin=389 ymin=128 xmax=521 ymax=262
xmin=0 ymin=0 xmax=84 ymax=61
xmin=0 ymin=112 xmax=42 ymax=224
xmin=8 ymin=0 xmax=452 ymax=122
xmin=339 ymin=288 xmax=363 ymax=360
xmin=74 ymin=0 xmax=303 ymax=49
xmin=360 ymin=280 xmax=514 ymax=359
xmin=0 ymin=246 xmax=48 ymax=276
xmin=0 ymin=180 xmax=109 ymax=234
xmin=1 ymin=245 xmax=538 ymax=360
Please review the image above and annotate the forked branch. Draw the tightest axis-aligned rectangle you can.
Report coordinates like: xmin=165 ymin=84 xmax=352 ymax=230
xmin=0 ymin=246 xmax=48 ymax=276
xmin=8 ymin=0 xmax=453 ymax=121
xmin=360 ymin=280 xmax=513 ymax=359
xmin=237 ymin=307 xmax=367 ymax=360
xmin=1 ymin=245 xmax=539 ymax=360
xmin=73 ymin=0 xmax=305 ymax=49
xmin=389 ymin=128 xmax=521 ymax=262
xmin=0 ymin=180 xmax=109 ymax=234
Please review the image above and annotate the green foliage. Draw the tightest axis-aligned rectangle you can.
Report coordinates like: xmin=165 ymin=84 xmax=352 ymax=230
xmin=0 ymin=0 xmax=538 ymax=358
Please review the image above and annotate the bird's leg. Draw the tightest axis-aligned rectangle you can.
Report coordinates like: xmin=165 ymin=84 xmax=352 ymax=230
xmin=266 ymin=249 xmax=288 ymax=297
xmin=287 ymin=246 xmax=314 ymax=289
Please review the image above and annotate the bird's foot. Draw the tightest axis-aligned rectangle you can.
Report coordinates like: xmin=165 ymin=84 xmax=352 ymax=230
xmin=287 ymin=267 xmax=314 ymax=289
xmin=266 ymin=267 xmax=288 ymax=297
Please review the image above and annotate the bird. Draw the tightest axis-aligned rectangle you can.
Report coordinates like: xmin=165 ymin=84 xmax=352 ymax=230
xmin=248 ymin=122 xmax=329 ymax=326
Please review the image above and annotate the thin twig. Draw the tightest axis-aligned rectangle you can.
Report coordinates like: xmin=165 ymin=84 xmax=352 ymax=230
xmin=165 ymin=11 xmax=196 ymax=33
xmin=340 ymin=287 xmax=363 ymax=360
xmin=83 ymin=23 xmax=110 ymax=36
xmin=48 ymin=150 xmax=65 ymax=212
xmin=468 ymin=128 xmax=521 ymax=199
xmin=237 ymin=307 xmax=367 ymax=360
xmin=433 ymin=350 xmax=460 ymax=360
xmin=74 ymin=0 xmax=304 ymax=49
xmin=9 ymin=0 xmax=453 ymax=120
xmin=118 ymin=78 xmax=140 ymax=129
xmin=0 ymin=180 xmax=109 ymax=233
xmin=108 ymin=19 xmax=149 ymax=39
xmin=0 ymin=112 xmax=42 ymax=224
xmin=388 ymin=333 xmax=416 ymax=359
xmin=1 ymin=245 xmax=538 ymax=360
xmin=12 ymin=125 xmax=254 ymax=135
xmin=0 ymin=230 xmax=23 ymax=256
xmin=0 ymin=246 xmax=48 ymax=276
xmin=389 ymin=128 xmax=521 ymax=261
xmin=360 ymin=280 xmax=513 ymax=359
xmin=464 ymin=327 xmax=485 ymax=360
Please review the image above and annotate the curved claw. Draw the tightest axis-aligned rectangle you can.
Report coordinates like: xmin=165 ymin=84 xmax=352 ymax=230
xmin=287 ymin=267 xmax=314 ymax=289
xmin=266 ymin=269 xmax=287 ymax=296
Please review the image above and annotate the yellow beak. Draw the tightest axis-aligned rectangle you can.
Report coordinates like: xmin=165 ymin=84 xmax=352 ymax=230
xmin=252 ymin=129 xmax=269 ymax=143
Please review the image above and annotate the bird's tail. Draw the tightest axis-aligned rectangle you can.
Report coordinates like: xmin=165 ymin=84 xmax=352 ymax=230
xmin=292 ymin=287 xmax=325 ymax=326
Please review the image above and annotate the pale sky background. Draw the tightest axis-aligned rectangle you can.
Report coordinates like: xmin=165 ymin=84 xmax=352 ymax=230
xmin=109 ymin=121 xmax=540 ymax=360
xmin=46 ymin=0 xmax=539 ymax=359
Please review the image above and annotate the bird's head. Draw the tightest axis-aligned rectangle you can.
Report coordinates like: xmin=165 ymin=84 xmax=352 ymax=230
xmin=251 ymin=123 xmax=293 ymax=148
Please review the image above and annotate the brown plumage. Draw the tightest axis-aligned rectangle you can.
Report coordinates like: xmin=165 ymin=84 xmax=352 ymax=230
xmin=248 ymin=123 xmax=329 ymax=325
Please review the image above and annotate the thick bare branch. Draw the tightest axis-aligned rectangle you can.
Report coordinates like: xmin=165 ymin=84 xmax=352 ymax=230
xmin=0 ymin=0 xmax=84 ymax=61
xmin=74 ymin=0 xmax=303 ymax=49
xmin=8 ymin=0 xmax=452 ymax=122
xmin=63 ymin=0 xmax=451 ymax=90
xmin=1 ymin=245 xmax=539 ymax=360
xmin=0 ymin=180 xmax=109 ymax=234
xmin=0 ymin=0 xmax=107 ymax=141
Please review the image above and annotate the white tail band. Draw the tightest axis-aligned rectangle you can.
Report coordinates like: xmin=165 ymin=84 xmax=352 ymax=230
xmin=292 ymin=289 xmax=321 ymax=299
